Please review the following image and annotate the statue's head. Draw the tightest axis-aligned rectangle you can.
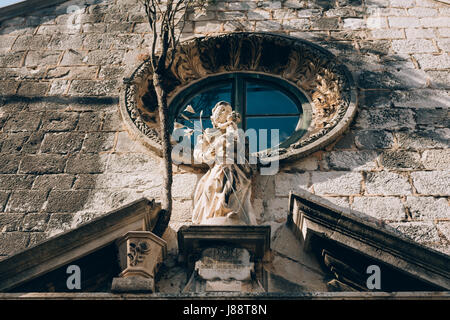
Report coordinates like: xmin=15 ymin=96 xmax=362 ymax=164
xmin=211 ymin=101 xmax=240 ymax=128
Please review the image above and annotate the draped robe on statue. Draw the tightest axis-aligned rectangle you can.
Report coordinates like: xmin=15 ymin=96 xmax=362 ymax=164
xmin=192 ymin=120 xmax=255 ymax=225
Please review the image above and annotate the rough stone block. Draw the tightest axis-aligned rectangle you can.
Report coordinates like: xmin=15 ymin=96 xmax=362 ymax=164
xmin=0 ymin=51 xmax=25 ymax=68
xmin=414 ymin=53 xmax=450 ymax=70
xmin=370 ymin=28 xmax=405 ymax=39
xmin=3 ymin=112 xmax=42 ymax=132
xmin=86 ymin=50 xmax=124 ymax=65
xmin=0 ymin=191 xmax=9 ymax=212
xmin=311 ymin=17 xmax=340 ymax=30
xmin=355 ymin=108 xmax=415 ymax=130
xmin=0 ymin=132 xmax=30 ymax=153
xmin=114 ymin=132 xmax=148 ymax=153
xmin=12 ymin=35 xmax=52 ymax=50
xmin=354 ymin=130 xmax=394 ymax=149
xmin=437 ymin=222 xmax=450 ymax=242
xmin=365 ymin=171 xmax=412 ymax=195
xmin=41 ymin=111 xmax=79 ymax=132
xmin=0 ymin=175 xmax=35 ymax=190
xmin=427 ymin=71 xmax=450 ymax=89
xmin=173 ymin=174 xmax=199 ymax=199
xmin=324 ymin=151 xmax=378 ymax=171
xmin=194 ymin=21 xmax=222 ymax=33
xmin=264 ymin=197 xmax=289 ymax=222
xmin=255 ymin=20 xmax=282 ymax=32
xmin=391 ymin=39 xmax=436 ymax=53
xmin=0 ymin=232 xmax=29 ymax=255
xmin=388 ymin=17 xmax=420 ymax=28
xmin=82 ymin=132 xmax=115 ymax=152
xmin=0 ymin=213 xmax=24 ymax=232
xmin=0 ymin=155 xmax=20 ymax=174
xmin=21 ymin=213 xmax=50 ymax=232
xmin=0 ymin=81 xmax=19 ymax=95
xmin=17 ymin=81 xmax=50 ymax=96
xmin=389 ymin=221 xmax=440 ymax=243
xmin=284 ymin=19 xmax=310 ymax=30
xmin=60 ymin=49 xmax=88 ymax=66
xmin=390 ymin=0 xmax=416 ymax=8
xmin=40 ymin=132 xmax=85 ymax=154
xmin=46 ymin=190 xmax=90 ymax=213
xmin=274 ymin=172 xmax=309 ymax=197
xmin=352 ymin=196 xmax=406 ymax=220
xmin=32 ymin=174 xmax=74 ymax=191
xmin=101 ymin=110 xmax=123 ymax=131
xmin=421 ymin=150 xmax=450 ymax=170
xmin=19 ymin=154 xmax=66 ymax=174
xmin=5 ymin=190 xmax=47 ymax=213
xmin=24 ymin=51 xmax=61 ymax=66
xmin=106 ymin=153 xmax=160 ymax=173
xmin=387 ymin=88 xmax=450 ymax=109
xmin=49 ymin=34 xmax=84 ymax=50
xmin=406 ymin=196 xmax=449 ymax=219
xmin=415 ymin=109 xmax=450 ymax=127
xmin=395 ymin=129 xmax=449 ymax=150
xmin=247 ymin=9 xmax=271 ymax=20
xmin=65 ymin=153 xmax=108 ymax=174
xmin=311 ymin=172 xmax=362 ymax=195
xmin=405 ymin=28 xmax=436 ymax=39
xmin=419 ymin=17 xmax=450 ymax=28
xmin=76 ymin=112 xmax=102 ymax=131
xmin=411 ymin=171 xmax=450 ymax=195
xmin=380 ymin=150 xmax=421 ymax=169
xmin=69 ymin=80 xmax=119 ymax=96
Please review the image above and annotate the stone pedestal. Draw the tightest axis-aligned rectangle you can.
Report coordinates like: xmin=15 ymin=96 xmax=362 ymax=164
xmin=177 ymin=225 xmax=271 ymax=293
xmin=111 ymin=231 xmax=167 ymax=293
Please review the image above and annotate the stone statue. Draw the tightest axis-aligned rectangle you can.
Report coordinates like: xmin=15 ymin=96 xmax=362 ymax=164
xmin=192 ymin=101 xmax=256 ymax=225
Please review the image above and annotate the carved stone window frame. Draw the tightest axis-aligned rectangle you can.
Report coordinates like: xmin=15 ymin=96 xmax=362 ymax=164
xmin=119 ymin=32 xmax=358 ymax=164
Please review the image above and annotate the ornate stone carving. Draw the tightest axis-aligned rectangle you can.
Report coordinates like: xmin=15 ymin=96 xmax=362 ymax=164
xmin=120 ymin=32 xmax=357 ymax=163
xmin=112 ymin=231 xmax=167 ymax=292
xmin=128 ymin=240 xmax=151 ymax=267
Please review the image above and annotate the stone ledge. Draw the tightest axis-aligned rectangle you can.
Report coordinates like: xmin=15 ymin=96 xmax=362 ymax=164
xmin=0 ymin=291 xmax=449 ymax=300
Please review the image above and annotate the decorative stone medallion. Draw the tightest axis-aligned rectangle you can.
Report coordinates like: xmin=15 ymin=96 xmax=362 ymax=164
xmin=120 ymin=32 xmax=357 ymax=163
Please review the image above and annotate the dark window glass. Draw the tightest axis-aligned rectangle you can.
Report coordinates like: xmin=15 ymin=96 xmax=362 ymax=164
xmin=246 ymin=81 xmax=299 ymax=115
xmin=180 ymin=83 xmax=232 ymax=118
xmin=246 ymin=116 xmax=300 ymax=150
xmin=172 ymin=74 xmax=307 ymax=152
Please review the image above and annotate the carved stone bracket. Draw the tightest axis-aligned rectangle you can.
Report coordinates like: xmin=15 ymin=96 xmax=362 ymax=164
xmin=112 ymin=231 xmax=167 ymax=293
xmin=120 ymin=32 xmax=358 ymax=164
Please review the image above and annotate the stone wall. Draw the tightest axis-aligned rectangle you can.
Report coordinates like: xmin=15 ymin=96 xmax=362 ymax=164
xmin=0 ymin=0 xmax=449 ymax=269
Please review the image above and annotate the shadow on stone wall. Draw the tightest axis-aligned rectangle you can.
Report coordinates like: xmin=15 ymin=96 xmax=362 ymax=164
xmin=0 ymin=94 xmax=120 ymax=256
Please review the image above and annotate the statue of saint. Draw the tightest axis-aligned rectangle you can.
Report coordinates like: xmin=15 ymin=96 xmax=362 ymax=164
xmin=192 ymin=101 xmax=256 ymax=225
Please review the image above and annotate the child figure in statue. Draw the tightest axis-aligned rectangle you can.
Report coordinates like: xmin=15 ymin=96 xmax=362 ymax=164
xmin=192 ymin=101 xmax=256 ymax=225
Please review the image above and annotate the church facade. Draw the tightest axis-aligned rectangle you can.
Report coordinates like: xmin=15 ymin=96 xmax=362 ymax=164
xmin=0 ymin=0 xmax=449 ymax=297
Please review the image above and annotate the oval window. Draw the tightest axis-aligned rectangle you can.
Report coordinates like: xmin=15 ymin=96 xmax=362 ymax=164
xmin=170 ymin=73 xmax=311 ymax=153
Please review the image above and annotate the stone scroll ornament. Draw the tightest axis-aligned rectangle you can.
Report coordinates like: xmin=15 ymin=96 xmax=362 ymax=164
xmin=120 ymin=32 xmax=357 ymax=225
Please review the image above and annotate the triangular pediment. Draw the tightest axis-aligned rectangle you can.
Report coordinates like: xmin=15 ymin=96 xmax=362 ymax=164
xmin=0 ymin=198 xmax=161 ymax=292
xmin=288 ymin=190 xmax=450 ymax=291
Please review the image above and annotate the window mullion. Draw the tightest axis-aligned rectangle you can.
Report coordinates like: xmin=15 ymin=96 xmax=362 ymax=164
xmin=234 ymin=74 xmax=246 ymax=130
